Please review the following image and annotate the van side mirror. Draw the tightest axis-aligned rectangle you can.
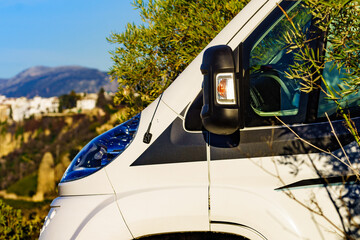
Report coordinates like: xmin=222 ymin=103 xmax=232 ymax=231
xmin=200 ymin=45 xmax=240 ymax=135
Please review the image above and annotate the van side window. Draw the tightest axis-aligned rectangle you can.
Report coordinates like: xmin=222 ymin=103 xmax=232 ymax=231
xmin=244 ymin=3 xmax=312 ymax=126
xmin=317 ymin=58 xmax=360 ymax=118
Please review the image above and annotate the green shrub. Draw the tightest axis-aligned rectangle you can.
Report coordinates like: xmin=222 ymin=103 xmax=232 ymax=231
xmin=7 ymin=173 xmax=37 ymax=197
xmin=0 ymin=200 xmax=42 ymax=240
xmin=88 ymin=121 xmax=101 ymax=132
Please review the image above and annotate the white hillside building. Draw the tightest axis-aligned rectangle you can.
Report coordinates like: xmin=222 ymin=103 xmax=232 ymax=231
xmin=76 ymin=93 xmax=98 ymax=111
xmin=0 ymin=95 xmax=59 ymax=121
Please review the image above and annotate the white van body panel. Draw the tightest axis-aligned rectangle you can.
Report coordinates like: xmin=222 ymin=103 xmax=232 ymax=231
xmin=210 ymin=222 xmax=268 ymax=240
xmin=39 ymin=195 xmax=133 ymax=240
xmin=116 ymin=181 xmax=209 ymax=238
xmin=209 ymin=155 xmax=343 ymax=240
xmin=40 ymin=0 xmax=358 ymax=239
xmin=104 ymin=101 xmax=209 ymax=237
xmin=58 ymin=168 xmax=113 ymax=196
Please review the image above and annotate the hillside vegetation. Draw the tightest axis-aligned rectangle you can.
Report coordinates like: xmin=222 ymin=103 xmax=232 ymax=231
xmin=0 ymin=107 xmax=123 ymax=195
xmin=0 ymin=94 xmax=125 ymax=239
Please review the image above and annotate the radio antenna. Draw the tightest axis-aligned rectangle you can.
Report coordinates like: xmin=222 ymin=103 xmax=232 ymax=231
xmin=143 ymin=91 xmax=164 ymax=144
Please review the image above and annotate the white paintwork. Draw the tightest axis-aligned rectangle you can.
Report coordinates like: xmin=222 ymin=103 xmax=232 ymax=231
xmin=39 ymin=195 xmax=132 ymax=240
xmin=40 ymin=0 xmax=355 ymax=239
xmin=58 ymin=168 xmax=114 ymax=196
xmin=117 ymin=184 xmax=209 ymax=238
xmin=210 ymin=222 xmax=268 ymax=240
xmin=209 ymin=155 xmax=343 ymax=240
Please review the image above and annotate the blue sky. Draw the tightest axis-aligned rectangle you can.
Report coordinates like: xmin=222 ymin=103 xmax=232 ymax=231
xmin=0 ymin=0 xmax=141 ymax=78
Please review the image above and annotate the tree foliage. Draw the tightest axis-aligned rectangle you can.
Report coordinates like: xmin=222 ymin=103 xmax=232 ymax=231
xmin=285 ymin=0 xmax=360 ymax=92
xmin=283 ymin=0 xmax=360 ymax=146
xmin=0 ymin=200 xmax=42 ymax=240
xmin=96 ymin=87 xmax=107 ymax=109
xmin=58 ymin=90 xmax=79 ymax=112
xmin=108 ymin=0 xmax=249 ymax=117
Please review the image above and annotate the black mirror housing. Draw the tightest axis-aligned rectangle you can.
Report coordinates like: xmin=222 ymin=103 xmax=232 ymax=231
xmin=200 ymin=45 xmax=240 ymax=135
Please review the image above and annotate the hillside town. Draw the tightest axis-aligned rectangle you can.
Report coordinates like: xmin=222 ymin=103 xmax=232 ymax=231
xmin=0 ymin=92 xmax=111 ymax=122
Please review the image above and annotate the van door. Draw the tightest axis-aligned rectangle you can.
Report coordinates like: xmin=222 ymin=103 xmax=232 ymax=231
xmin=208 ymin=1 xmax=359 ymax=240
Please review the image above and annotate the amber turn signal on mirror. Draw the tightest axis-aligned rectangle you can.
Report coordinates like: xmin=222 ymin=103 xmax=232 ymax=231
xmin=216 ymin=73 xmax=236 ymax=105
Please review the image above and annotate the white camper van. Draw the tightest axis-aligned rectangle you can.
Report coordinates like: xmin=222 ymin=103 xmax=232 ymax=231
xmin=39 ymin=0 xmax=360 ymax=239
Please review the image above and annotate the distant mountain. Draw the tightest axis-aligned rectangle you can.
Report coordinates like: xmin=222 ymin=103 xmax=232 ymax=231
xmin=0 ymin=66 xmax=118 ymax=98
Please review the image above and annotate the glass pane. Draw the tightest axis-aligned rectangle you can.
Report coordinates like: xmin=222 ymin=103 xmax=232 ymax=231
xmin=318 ymin=61 xmax=360 ymax=118
xmin=249 ymin=3 xmax=312 ymax=117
